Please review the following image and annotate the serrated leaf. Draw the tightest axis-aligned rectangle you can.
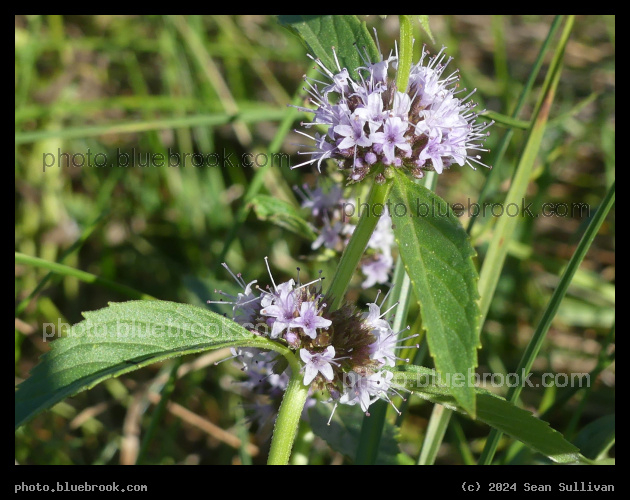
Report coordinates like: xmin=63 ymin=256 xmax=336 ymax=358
xmin=391 ymin=366 xmax=584 ymax=464
xmin=249 ymin=194 xmax=316 ymax=241
xmin=15 ymin=300 xmax=281 ymax=430
xmin=278 ymin=15 xmax=379 ymax=78
xmin=389 ymin=172 xmax=480 ymax=416
xmin=308 ymin=403 xmax=400 ymax=465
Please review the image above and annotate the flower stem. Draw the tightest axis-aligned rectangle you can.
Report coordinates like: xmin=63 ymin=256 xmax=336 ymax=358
xmin=326 ymin=177 xmax=393 ymax=310
xmin=396 ymin=16 xmax=414 ymax=92
xmin=267 ymin=369 xmax=310 ymax=465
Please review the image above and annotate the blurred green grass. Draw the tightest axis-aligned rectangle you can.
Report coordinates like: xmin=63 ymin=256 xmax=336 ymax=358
xmin=15 ymin=15 xmax=614 ymax=465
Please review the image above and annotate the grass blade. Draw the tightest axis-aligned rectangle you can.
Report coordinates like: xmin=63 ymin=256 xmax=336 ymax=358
xmin=15 ymin=252 xmax=156 ymax=301
xmin=478 ymin=179 xmax=615 ymax=464
xmin=417 ymin=405 xmax=452 ymax=465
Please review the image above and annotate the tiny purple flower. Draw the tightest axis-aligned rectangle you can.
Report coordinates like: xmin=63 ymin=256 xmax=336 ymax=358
xmin=363 ymin=301 xmax=392 ymax=332
xmin=334 ymin=117 xmax=372 ymax=150
xmin=294 ymin=183 xmax=343 ymax=219
xmin=391 ymin=91 xmax=411 ymax=119
xmin=261 ymin=279 xmax=296 ymax=338
xmin=371 ymin=116 xmax=412 ymax=164
xmin=312 ymin=219 xmax=344 ymax=250
xmin=369 ymin=329 xmax=399 ymax=367
xmin=416 ymin=131 xmax=446 ymax=173
xmin=339 ymin=372 xmax=377 ymax=413
xmin=354 ymin=93 xmax=385 ymax=133
xmin=291 ymin=301 xmax=332 ymax=339
xmin=361 ymin=252 xmax=394 ymax=289
xmin=300 ymin=346 xmax=336 ymax=385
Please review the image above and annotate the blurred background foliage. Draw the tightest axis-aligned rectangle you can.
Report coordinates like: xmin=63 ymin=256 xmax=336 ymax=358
xmin=15 ymin=15 xmax=614 ymax=464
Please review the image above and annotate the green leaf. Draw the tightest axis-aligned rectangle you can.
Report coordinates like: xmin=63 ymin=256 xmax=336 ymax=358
xmin=249 ymin=194 xmax=316 ymax=241
xmin=278 ymin=15 xmax=379 ymax=78
xmin=309 ymin=403 xmax=401 ymax=465
xmin=391 ymin=366 xmax=584 ymax=464
xmin=389 ymin=171 xmax=480 ymax=416
xmin=416 ymin=16 xmax=435 ymax=43
xmin=572 ymin=415 xmax=615 ymax=460
xmin=15 ymin=300 xmax=285 ymax=430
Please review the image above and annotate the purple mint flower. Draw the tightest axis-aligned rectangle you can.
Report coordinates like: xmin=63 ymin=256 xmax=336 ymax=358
xmin=416 ymin=131 xmax=446 ymax=174
xmin=369 ymin=329 xmax=399 ymax=367
xmin=292 ymin=132 xmax=337 ymax=172
xmin=291 ymin=41 xmax=493 ymax=183
xmin=363 ymin=301 xmax=392 ymax=333
xmin=312 ymin=219 xmax=344 ymax=250
xmin=363 ymin=56 xmax=393 ymax=85
xmin=339 ymin=372 xmax=378 ymax=413
xmin=369 ymin=326 xmax=419 ymax=367
xmin=371 ymin=116 xmax=411 ymax=164
xmin=354 ymin=92 xmax=385 ymax=133
xmin=322 ymin=68 xmax=350 ymax=96
xmin=207 ymin=263 xmax=261 ymax=324
xmin=285 ymin=330 xmax=300 ymax=347
xmin=339 ymin=371 xmax=396 ymax=414
xmin=260 ymin=279 xmax=296 ymax=339
xmin=391 ymin=91 xmax=411 ymax=119
xmin=367 ymin=209 xmax=395 ymax=254
xmin=291 ymin=301 xmax=332 ymax=339
xmin=295 ymin=183 xmax=343 ymax=219
xmin=300 ymin=346 xmax=336 ymax=385
xmin=365 ymin=151 xmax=377 ymax=165
xmin=334 ymin=116 xmax=372 ymax=150
xmin=361 ymin=252 xmax=394 ymax=289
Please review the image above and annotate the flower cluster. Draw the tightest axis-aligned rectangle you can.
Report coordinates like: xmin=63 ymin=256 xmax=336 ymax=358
xmin=295 ymin=182 xmax=395 ymax=288
xmin=293 ymin=39 xmax=493 ymax=183
xmin=209 ymin=259 xmax=417 ymax=421
xmin=219 ymin=347 xmax=290 ymax=435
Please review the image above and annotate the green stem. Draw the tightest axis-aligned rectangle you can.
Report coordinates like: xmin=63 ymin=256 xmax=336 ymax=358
xmin=267 ymin=370 xmax=311 ymax=465
xmin=327 ymin=178 xmax=393 ymax=310
xmin=396 ymin=16 xmax=414 ymax=92
xmin=355 ymin=399 xmax=388 ymax=465
xmin=450 ymin=417 xmax=476 ymax=465
xmin=268 ymin=176 xmax=394 ymax=464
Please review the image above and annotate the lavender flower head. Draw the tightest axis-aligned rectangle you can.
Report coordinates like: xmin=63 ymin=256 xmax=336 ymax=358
xmin=295 ymin=182 xmax=396 ymax=288
xmin=292 ymin=35 xmax=493 ymax=183
xmin=210 ymin=259 xmax=419 ymax=422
